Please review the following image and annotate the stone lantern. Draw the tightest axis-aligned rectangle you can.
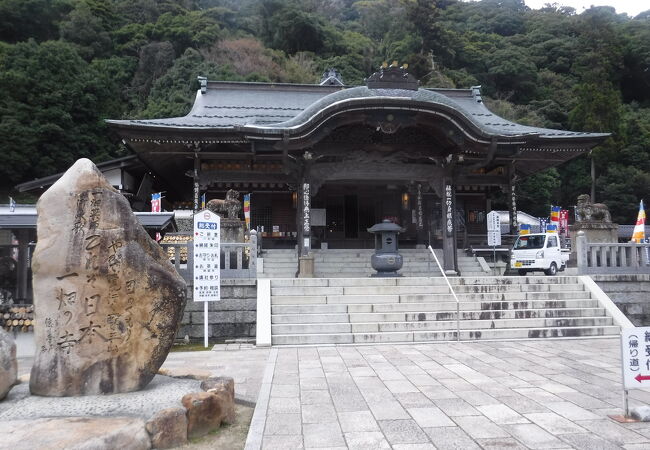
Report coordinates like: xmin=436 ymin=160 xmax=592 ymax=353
xmin=367 ymin=219 xmax=404 ymax=277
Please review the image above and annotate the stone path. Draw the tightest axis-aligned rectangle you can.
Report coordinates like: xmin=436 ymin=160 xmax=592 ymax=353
xmin=245 ymin=338 xmax=650 ymax=449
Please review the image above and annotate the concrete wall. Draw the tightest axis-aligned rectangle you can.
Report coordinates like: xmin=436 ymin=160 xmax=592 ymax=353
xmin=178 ymin=279 xmax=257 ymax=341
xmin=592 ymin=274 xmax=650 ymax=326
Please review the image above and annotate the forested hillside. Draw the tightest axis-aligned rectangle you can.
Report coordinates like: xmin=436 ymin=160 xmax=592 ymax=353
xmin=0 ymin=0 xmax=649 ymax=221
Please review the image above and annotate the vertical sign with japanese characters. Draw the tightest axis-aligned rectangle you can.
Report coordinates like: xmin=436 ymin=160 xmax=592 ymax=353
xmin=622 ymin=327 xmax=650 ymax=389
xmin=302 ymin=182 xmax=311 ymax=252
xmin=510 ymin=184 xmax=518 ymax=230
xmin=445 ymin=184 xmax=453 ymax=237
xmin=193 ymin=210 xmax=220 ymax=302
xmin=417 ymin=184 xmax=424 ymax=230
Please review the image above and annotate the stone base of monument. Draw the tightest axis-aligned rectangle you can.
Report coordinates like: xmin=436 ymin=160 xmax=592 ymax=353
xmin=570 ymin=222 xmax=619 ymax=259
xmin=570 ymin=222 xmax=619 ymax=245
xmin=221 ymin=218 xmax=246 ymax=243
xmin=298 ymin=255 xmax=314 ymax=278
xmin=0 ymin=374 xmax=236 ymax=449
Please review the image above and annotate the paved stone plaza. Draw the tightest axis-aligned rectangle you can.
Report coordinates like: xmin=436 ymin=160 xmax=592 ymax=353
xmin=245 ymin=338 xmax=650 ymax=450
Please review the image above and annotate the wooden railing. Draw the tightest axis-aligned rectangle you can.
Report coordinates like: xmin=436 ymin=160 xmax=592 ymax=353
xmin=576 ymin=231 xmax=650 ymax=275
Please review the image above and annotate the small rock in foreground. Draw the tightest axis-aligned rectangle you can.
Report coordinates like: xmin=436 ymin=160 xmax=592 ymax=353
xmin=145 ymin=407 xmax=187 ymax=449
xmin=0 ymin=328 xmax=17 ymax=400
xmin=200 ymin=376 xmax=235 ymax=398
xmin=182 ymin=391 xmax=227 ymax=439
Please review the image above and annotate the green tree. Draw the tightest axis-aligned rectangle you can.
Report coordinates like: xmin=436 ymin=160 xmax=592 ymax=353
xmin=517 ymin=169 xmax=562 ymax=218
xmin=0 ymin=0 xmax=70 ymax=43
xmin=0 ymin=40 xmax=123 ymax=189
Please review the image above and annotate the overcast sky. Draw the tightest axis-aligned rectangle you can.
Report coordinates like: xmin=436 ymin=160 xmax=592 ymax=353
xmin=523 ymin=0 xmax=649 ymax=17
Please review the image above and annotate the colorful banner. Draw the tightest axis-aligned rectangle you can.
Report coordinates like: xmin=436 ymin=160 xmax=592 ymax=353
xmin=243 ymin=193 xmax=251 ymax=230
xmin=200 ymin=193 xmax=206 ymax=210
xmin=559 ymin=209 xmax=569 ymax=237
xmin=151 ymin=192 xmax=162 ymax=213
xmin=550 ymin=206 xmax=560 ymax=224
xmin=546 ymin=224 xmax=558 ymax=233
xmin=632 ymin=200 xmax=646 ymax=243
xmin=151 ymin=192 xmax=162 ymax=241
xmin=519 ymin=224 xmax=531 ymax=235
xmin=539 ymin=218 xmax=548 ymax=233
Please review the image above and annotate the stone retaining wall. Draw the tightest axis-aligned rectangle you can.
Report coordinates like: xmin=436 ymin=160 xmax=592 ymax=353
xmin=178 ymin=280 xmax=257 ymax=341
xmin=593 ymin=274 xmax=650 ymax=325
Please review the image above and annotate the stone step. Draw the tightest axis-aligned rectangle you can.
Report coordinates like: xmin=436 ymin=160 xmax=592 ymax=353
xmin=374 ymin=298 xmax=599 ymax=312
xmin=271 ymin=325 xmax=621 ymax=345
xmin=271 ymin=307 xmax=608 ymax=323
xmin=271 ymin=290 xmax=593 ymax=306
xmin=271 ymin=316 xmax=613 ymax=335
xmin=272 ymin=297 xmax=599 ymax=310
xmin=268 ymin=276 xmax=581 ymax=287
xmin=271 ymin=278 xmax=450 ymax=287
xmin=271 ymin=285 xmax=462 ymax=296
xmin=269 ymin=283 xmax=584 ymax=298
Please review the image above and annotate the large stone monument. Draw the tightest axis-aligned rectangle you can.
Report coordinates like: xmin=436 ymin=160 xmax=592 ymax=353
xmin=30 ymin=159 xmax=187 ymax=396
xmin=0 ymin=328 xmax=17 ymax=399
xmin=570 ymin=194 xmax=618 ymax=245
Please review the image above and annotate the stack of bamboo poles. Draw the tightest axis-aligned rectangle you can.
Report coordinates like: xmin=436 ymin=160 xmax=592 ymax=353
xmin=2 ymin=305 xmax=34 ymax=332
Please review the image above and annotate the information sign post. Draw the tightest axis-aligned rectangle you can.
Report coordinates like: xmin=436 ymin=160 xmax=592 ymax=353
xmin=621 ymin=327 xmax=650 ymax=417
xmin=487 ymin=211 xmax=501 ymax=271
xmin=193 ymin=210 xmax=221 ymax=348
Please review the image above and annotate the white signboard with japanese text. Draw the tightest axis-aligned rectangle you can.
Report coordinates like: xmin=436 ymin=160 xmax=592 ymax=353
xmin=621 ymin=327 xmax=650 ymax=389
xmin=487 ymin=211 xmax=501 ymax=246
xmin=193 ymin=210 xmax=221 ymax=302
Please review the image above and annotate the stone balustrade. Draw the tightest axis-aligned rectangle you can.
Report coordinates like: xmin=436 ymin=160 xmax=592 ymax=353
xmin=576 ymin=231 xmax=650 ymax=274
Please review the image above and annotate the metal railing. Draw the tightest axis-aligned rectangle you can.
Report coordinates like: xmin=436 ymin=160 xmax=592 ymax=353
xmin=427 ymin=245 xmax=460 ymax=341
xmin=576 ymin=232 xmax=650 ymax=275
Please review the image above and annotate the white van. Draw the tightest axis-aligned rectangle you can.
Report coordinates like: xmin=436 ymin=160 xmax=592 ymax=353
xmin=510 ymin=233 xmax=569 ymax=276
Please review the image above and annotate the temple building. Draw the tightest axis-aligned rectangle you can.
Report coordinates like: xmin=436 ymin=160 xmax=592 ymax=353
xmin=21 ymin=66 xmax=609 ymax=275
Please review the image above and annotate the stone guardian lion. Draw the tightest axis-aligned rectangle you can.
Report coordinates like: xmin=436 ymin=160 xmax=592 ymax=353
xmin=206 ymin=189 xmax=242 ymax=219
xmin=575 ymin=194 xmax=611 ymax=223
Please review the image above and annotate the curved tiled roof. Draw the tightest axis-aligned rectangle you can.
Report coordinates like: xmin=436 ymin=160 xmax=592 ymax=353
xmin=106 ymin=80 xmax=609 ymax=141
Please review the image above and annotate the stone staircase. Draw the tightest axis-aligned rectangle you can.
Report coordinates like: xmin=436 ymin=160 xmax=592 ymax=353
xmin=268 ymin=276 xmax=620 ymax=345
xmin=259 ymin=248 xmax=488 ymax=278
xmin=259 ymin=249 xmax=298 ymax=278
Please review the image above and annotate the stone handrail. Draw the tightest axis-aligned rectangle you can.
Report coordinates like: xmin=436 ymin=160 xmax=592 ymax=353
xmin=160 ymin=231 xmax=258 ymax=280
xmin=576 ymin=231 xmax=650 ymax=275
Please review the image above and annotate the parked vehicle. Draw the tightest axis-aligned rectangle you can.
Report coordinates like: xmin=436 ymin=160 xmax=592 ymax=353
xmin=510 ymin=233 xmax=569 ymax=276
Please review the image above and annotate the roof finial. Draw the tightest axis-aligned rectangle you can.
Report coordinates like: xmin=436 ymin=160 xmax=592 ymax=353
xmin=471 ymin=85 xmax=482 ymax=103
xmin=366 ymin=63 xmax=419 ymax=90
xmin=319 ymin=68 xmax=344 ymax=86
xmin=197 ymin=76 xmax=207 ymax=94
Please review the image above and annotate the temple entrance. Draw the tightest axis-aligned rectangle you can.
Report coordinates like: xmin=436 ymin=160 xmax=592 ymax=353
xmin=309 ymin=183 xmax=441 ymax=249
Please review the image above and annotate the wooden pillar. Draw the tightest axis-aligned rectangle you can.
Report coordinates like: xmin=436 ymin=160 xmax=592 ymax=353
xmin=442 ymin=177 xmax=457 ymax=274
xmin=509 ymin=171 xmax=518 ymax=235
xmin=415 ymin=183 xmax=425 ymax=245
xmin=299 ymin=178 xmax=311 ymax=256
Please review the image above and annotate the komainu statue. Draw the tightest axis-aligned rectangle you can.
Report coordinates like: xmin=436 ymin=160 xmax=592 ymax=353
xmin=206 ymin=189 xmax=242 ymax=219
xmin=575 ymin=194 xmax=612 ymax=223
